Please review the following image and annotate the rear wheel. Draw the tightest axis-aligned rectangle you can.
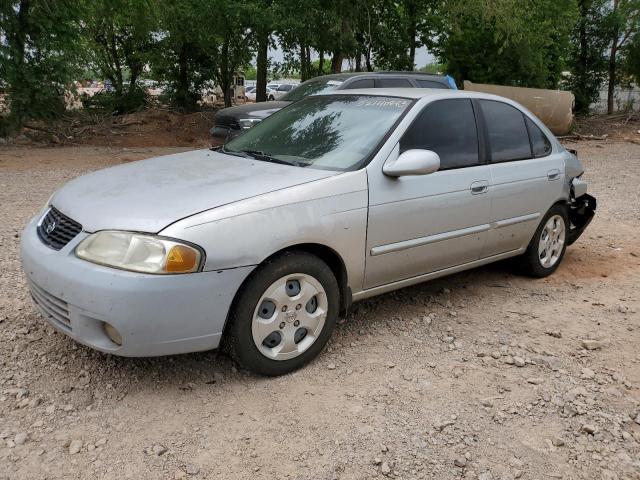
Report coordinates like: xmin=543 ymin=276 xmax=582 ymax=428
xmin=519 ymin=204 xmax=568 ymax=277
xmin=226 ymin=251 xmax=339 ymax=376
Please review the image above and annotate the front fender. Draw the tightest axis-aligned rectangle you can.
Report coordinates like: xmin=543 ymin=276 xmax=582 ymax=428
xmin=160 ymin=171 xmax=369 ymax=293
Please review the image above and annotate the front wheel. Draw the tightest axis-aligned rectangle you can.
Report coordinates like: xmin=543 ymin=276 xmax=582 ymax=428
xmin=225 ymin=251 xmax=339 ymax=376
xmin=519 ymin=204 xmax=569 ymax=277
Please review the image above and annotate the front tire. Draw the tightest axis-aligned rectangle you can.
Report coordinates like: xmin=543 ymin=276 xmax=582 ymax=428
xmin=226 ymin=251 xmax=339 ymax=376
xmin=519 ymin=204 xmax=569 ymax=277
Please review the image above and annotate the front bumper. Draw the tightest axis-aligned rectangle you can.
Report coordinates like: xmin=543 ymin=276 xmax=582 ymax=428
xmin=20 ymin=217 xmax=254 ymax=357
xmin=210 ymin=125 xmax=242 ymax=140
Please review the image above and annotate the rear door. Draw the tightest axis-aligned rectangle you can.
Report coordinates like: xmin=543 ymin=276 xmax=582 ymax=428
xmin=478 ymin=100 xmax=564 ymax=257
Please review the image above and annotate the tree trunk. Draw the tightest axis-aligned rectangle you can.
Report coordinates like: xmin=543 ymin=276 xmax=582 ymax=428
xmin=177 ymin=43 xmax=189 ymax=110
xmin=355 ymin=54 xmax=362 ymax=72
xmin=318 ymin=50 xmax=324 ymax=76
xmin=10 ymin=0 xmax=31 ymax=125
xmin=222 ymin=41 xmax=232 ymax=108
xmin=607 ymin=0 xmax=620 ymax=115
xmin=366 ymin=45 xmax=373 ymax=71
xmin=331 ymin=50 xmax=343 ymax=73
xmin=255 ymin=28 xmax=269 ymax=103
xmin=300 ymin=44 xmax=307 ymax=81
xmin=576 ymin=0 xmax=589 ymax=113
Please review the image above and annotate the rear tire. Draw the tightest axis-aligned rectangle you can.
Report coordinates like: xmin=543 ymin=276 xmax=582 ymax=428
xmin=225 ymin=251 xmax=339 ymax=376
xmin=519 ymin=204 xmax=569 ymax=278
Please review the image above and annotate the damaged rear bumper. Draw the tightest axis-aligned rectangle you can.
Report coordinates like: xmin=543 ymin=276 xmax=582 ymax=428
xmin=567 ymin=193 xmax=596 ymax=245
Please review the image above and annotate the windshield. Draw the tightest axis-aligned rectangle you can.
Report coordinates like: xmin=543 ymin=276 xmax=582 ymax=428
xmin=281 ymin=78 xmax=344 ymax=102
xmin=224 ymin=95 xmax=412 ymax=171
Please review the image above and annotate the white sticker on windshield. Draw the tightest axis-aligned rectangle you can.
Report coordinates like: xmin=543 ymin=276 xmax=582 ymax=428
xmin=355 ymin=98 xmax=410 ymax=109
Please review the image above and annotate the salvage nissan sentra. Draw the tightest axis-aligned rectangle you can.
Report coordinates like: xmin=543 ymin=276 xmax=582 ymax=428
xmin=21 ymin=89 xmax=596 ymax=376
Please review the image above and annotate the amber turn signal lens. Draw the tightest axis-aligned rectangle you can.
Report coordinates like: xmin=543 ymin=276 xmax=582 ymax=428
xmin=165 ymin=245 xmax=200 ymax=273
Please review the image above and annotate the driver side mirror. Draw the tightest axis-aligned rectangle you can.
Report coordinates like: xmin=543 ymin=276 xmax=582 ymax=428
xmin=383 ymin=149 xmax=441 ymax=177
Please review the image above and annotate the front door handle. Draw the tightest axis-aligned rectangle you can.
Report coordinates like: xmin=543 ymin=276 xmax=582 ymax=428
xmin=470 ymin=180 xmax=489 ymax=195
xmin=547 ymin=169 xmax=560 ymax=181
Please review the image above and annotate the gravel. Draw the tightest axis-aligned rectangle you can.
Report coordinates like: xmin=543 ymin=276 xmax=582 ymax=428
xmin=0 ymin=141 xmax=639 ymax=479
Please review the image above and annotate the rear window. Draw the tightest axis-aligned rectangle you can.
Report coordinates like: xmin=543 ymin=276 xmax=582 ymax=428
xmin=525 ymin=117 xmax=552 ymax=157
xmin=479 ymin=100 xmax=532 ymax=162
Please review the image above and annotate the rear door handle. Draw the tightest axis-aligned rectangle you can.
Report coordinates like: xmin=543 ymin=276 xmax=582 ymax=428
xmin=470 ymin=180 xmax=489 ymax=194
xmin=547 ymin=169 xmax=560 ymax=181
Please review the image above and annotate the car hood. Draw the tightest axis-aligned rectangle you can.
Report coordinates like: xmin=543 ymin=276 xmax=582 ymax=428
xmin=51 ymin=149 xmax=336 ymax=233
xmin=215 ymin=101 xmax=291 ymax=122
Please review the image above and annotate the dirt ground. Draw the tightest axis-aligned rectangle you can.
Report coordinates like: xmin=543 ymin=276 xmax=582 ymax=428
xmin=0 ymin=136 xmax=639 ymax=480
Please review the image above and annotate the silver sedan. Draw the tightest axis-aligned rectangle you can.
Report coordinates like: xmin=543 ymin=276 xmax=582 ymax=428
xmin=21 ymin=89 xmax=596 ymax=376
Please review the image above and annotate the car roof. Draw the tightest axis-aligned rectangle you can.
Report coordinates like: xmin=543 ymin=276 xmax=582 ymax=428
xmin=316 ymin=87 xmax=521 ymax=104
xmin=315 ymin=71 xmax=449 ymax=81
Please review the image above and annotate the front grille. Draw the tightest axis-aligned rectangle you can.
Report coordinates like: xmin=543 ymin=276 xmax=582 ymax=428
xmin=215 ymin=115 xmax=239 ymax=128
xmin=37 ymin=207 xmax=82 ymax=250
xmin=28 ymin=280 xmax=72 ymax=331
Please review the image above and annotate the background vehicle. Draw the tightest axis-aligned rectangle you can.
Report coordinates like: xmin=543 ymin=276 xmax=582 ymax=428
xmin=211 ymin=72 xmax=457 ymax=140
xmin=271 ymin=83 xmax=297 ymax=100
xmin=246 ymin=86 xmax=276 ymax=102
xmin=22 ymin=89 xmax=594 ymax=377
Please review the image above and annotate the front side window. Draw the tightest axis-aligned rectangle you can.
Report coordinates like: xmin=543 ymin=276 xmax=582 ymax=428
xmin=224 ymin=95 xmax=412 ymax=171
xmin=480 ymin=100 xmax=532 ymax=162
xmin=400 ymin=98 xmax=480 ymax=170
xmin=416 ymin=79 xmax=447 ymax=89
xmin=376 ymin=77 xmax=413 ymax=88
xmin=344 ymin=78 xmax=375 ymax=89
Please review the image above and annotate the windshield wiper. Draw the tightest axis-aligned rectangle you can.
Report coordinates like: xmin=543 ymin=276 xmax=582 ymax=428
xmin=239 ymin=150 xmax=303 ymax=167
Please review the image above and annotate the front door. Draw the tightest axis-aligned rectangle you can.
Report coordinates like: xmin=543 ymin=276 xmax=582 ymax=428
xmin=364 ymin=98 xmax=491 ymax=289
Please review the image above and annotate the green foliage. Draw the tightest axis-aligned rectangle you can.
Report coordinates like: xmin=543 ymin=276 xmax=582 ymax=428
xmin=2 ymin=0 xmax=638 ymax=126
xmin=0 ymin=0 xmax=85 ymax=130
xmin=82 ymin=0 xmax=157 ymax=113
xmin=435 ymin=0 xmax=579 ymax=89
xmin=624 ymin=32 xmax=640 ymax=83
xmin=566 ymin=0 xmax=612 ymax=113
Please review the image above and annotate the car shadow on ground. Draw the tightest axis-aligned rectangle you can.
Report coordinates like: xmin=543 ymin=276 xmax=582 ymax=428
xmin=42 ymin=259 xmax=526 ymax=392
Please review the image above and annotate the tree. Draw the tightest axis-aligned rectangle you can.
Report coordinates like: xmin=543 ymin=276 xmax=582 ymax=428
xmin=372 ymin=0 xmax=441 ymax=71
xmin=83 ymin=0 xmax=158 ymax=112
xmin=605 ymin=0 xmax=640 ymax=114
xmin=434 ymin=0 xmax=578 ymax=89
xmin=566 ymin=0 xmax=612 ymax=113
xmin=151 ymin=0 xmax=207 ymax=110
xmin=0 ymin=0 xmax=84 ymax=131
xmin=624 ymin=31 xmax=640 ymax=84
xmin=206 ymin=0 xmax=253 ymax=107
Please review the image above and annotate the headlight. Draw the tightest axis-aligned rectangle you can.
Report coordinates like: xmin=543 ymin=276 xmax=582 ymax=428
xmin=75 ymin=231 xmax=203 ymax=274
xmin=238 ymin=118 xmax=262 ymax=129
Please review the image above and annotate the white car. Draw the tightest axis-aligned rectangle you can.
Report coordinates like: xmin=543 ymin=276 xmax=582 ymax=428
xmin=246 ymin=86 xmax=276 ymax=102
xmin=270 ymin=84 xmax=297 ymax=100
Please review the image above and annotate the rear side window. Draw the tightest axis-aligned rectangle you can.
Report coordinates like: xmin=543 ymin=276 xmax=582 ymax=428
xmin=376 ymin=78 xmax=413 ymax=88
xmin=416 ymin=79 xmax=447 ymax=89
xmin=525 ymin=117 xmax=552 ymax=157
xmin=344 ymin=78 xmax=375 ymax=89
xmin=479 ymin=100 xmax=531 ymax=162
xmin=400 ymin=99 xmax=480 ymax=170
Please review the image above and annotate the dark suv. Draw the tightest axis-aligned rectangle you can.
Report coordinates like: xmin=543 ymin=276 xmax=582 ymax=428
xmin=211 ymin=72 xmax=457 ymax=140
